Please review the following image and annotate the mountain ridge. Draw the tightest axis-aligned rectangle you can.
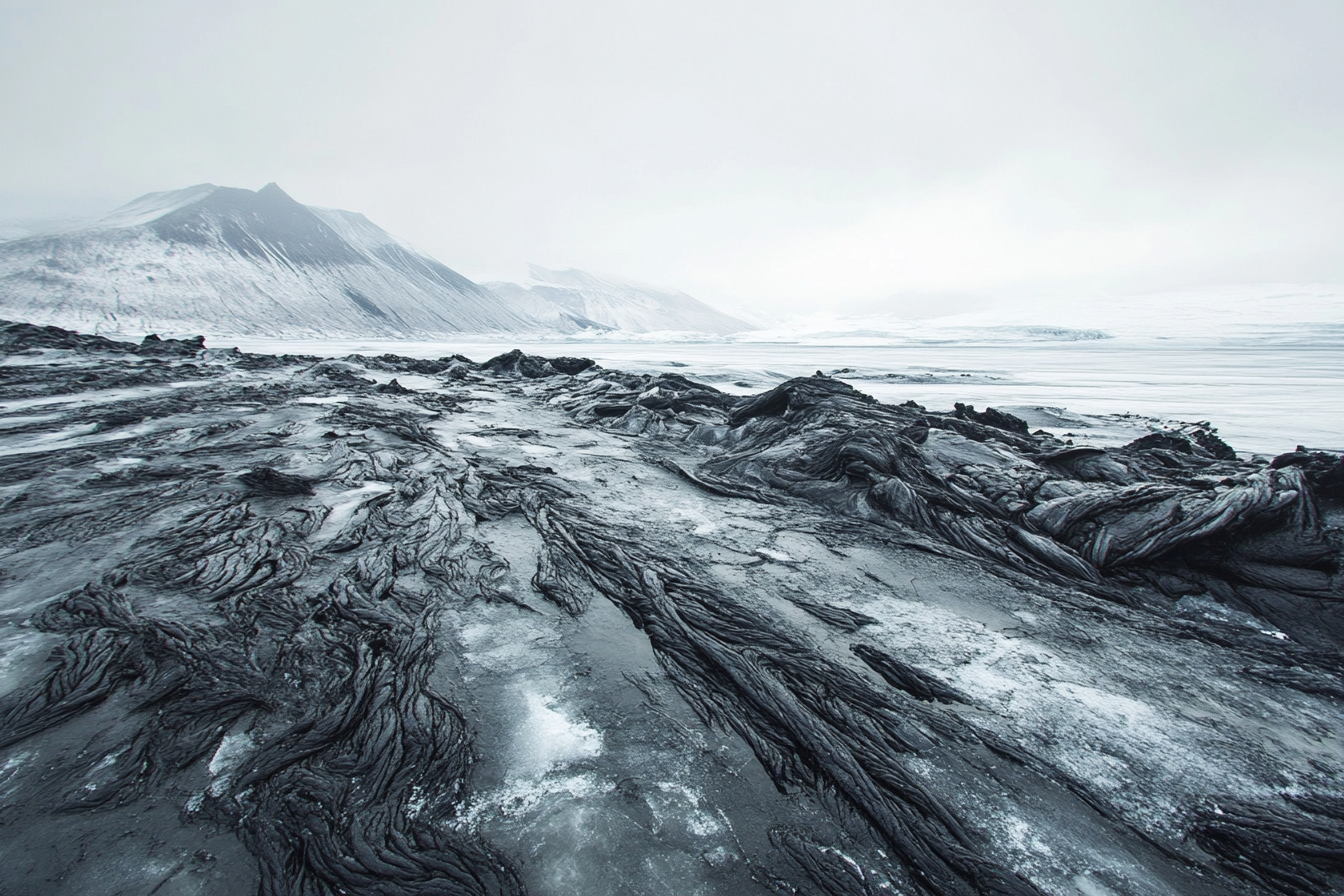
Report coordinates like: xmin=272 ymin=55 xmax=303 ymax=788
xmin=0 ymin=184 xmax=534 ymax=338
xmin=486 ymin=264 xmax=749 ymax=335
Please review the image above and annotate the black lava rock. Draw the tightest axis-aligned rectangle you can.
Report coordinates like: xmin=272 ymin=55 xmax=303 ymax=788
xmin=137 ymin=333 xmax=207 ymax=356
xmin=239 ymin=467 xmax=316 ymax=495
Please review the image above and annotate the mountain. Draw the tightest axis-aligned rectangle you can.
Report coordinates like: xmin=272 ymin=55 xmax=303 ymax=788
xmin=487 ymin=265 xmax=750 ymax=335
xmin=0 ymin=216 xmax=89 ymax=242
xmin=0 ymin=183 xmax=538 ymax=337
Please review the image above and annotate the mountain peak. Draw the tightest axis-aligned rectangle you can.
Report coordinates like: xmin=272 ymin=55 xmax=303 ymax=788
xmin=0 ymin=182 xmax=537 ymax=337
xmin=149 ymin=183 xmax=362 ymax=266
xmin=256 ymin=182 xmax=295 ymax=201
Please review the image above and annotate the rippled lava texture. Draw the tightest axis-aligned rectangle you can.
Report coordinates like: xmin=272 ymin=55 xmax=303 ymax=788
xmin=0 ymin=322 xmax=1341 ymax=896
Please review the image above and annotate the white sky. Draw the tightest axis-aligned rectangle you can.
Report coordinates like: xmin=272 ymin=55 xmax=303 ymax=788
xmin=1 ymin=0 xmax=1341 ymax=316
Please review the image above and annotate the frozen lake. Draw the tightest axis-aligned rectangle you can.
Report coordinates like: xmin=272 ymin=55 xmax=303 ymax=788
xmin=223 ymin=335 xmax=1342 ymax=457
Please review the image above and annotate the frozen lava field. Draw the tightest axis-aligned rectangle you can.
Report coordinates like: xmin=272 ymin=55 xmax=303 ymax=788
xmin=0 ymin=321 xmax=1341 ymax=896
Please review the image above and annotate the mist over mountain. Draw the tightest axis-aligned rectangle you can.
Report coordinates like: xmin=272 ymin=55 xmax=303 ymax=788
xmin=487 ymin=264 xmax=750 ymax=336
xmin=0 ymin=184 xmax=542 ymax=338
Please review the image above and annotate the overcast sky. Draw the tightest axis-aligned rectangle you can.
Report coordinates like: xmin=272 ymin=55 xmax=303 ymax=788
xmin=1 ymin=0 xmax=1341 ymax=316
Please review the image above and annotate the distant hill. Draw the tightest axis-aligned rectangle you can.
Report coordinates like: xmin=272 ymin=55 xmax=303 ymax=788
xmin=487 ymin=265 xmax=750 ymax=336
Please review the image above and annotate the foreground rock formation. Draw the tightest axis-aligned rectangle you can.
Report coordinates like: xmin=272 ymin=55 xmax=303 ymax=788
xmin=0 ymin=321 xmax=1340 ymax=896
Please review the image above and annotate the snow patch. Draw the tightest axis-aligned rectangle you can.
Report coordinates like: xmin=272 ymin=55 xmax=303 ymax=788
xmin=312 ymin=481 xmax=394 ymax=544
xmin=209 ymin=733 xmax=254 ymax=778
xmin=463 ymin=773 xmax=605 ymax=825
xmin=510 ymin=692 xmax=602 ymax=780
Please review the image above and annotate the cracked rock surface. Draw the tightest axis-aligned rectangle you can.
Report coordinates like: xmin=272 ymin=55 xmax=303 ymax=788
xmin=0 ymin=321 xmax=1341 ymax=896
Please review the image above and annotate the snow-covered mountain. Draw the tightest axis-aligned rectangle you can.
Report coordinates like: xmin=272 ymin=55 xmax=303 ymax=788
xmin=0 ymin=183 xmax=539 ymax=338
xmin=487 ymin=265 xmax=750 ymax=335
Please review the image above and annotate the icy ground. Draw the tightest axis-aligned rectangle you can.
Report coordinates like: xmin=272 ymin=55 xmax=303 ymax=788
xmin=0 ymin=327 xmax=1340 ymax=896
xmin=220 ymin=336 xmax=1343 ymax=457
